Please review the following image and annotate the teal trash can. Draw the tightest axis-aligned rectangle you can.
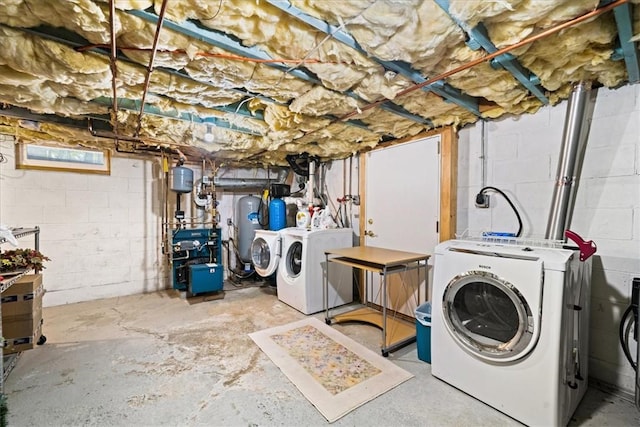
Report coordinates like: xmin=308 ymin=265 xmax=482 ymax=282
xmin=415 ymin=302 xmax=432 ymax=363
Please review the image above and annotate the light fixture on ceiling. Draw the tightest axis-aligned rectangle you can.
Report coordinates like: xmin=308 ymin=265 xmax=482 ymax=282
xmin=204 ymin=123 xmax=214 ymax=143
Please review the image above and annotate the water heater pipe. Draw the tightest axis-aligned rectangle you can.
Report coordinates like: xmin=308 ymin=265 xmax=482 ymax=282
xmin=307 ymin=159 xmax=316 ymax=205
xmin=198 ymin=158 xmax=208 ymax=223
xmin=545 ymin=81 xmax=594 ymax=241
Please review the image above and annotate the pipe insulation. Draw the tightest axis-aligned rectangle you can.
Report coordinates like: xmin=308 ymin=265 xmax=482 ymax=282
xmin=545 ymin=81 xmax=595 ymax=241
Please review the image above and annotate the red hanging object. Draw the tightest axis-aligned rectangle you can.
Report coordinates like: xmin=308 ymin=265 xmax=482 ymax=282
xmin=565 ymin=230 xmax=597 ymax=261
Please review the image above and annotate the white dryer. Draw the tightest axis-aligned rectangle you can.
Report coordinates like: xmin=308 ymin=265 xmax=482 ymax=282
xmin=431 ymin=239 xmax=591 ymax=427
xmin=251 ymin=229 xmax=285 ymax=278
xmin=277 ymin=228 xmax=353 ymax=314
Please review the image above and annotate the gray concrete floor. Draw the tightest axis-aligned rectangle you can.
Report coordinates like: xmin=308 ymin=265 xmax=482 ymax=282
xmin=3 ymin=282 xmax=639 ymax=426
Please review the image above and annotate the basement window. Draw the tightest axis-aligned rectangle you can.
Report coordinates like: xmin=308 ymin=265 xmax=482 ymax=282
xmin=15 ymin=143 xmax=110 ymax=175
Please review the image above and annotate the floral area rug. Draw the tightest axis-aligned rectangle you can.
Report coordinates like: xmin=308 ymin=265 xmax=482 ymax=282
xmin=249 ymin=317 xmax=413 ymax=422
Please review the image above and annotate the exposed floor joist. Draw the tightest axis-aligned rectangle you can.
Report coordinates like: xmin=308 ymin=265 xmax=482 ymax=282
xmin=266 ymin=0 xmax=481 ymax=116
xmin=127 ymin=6 xmax=432 ymax=126
xmin=434 ymin=0 xmax=548 ymax=104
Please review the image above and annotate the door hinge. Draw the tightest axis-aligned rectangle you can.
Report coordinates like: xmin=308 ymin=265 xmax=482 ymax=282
xmin=436 ymin=221 xmax=439 ymax=233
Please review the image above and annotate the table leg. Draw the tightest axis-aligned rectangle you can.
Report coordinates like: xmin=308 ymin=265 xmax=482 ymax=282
xmin=324 ymin=253 xmax=331 ymax=324
xmin=424 ymin=259 xmax=429 ymax=302
xmin=381 ymin=266 xmax=388 ymax=356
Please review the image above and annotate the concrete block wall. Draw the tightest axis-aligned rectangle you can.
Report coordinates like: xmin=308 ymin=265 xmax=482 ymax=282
xmin=457 ymin=84 xmax=640 ymax=394
xmin=0 ymin=137 xmax=169 ymax=306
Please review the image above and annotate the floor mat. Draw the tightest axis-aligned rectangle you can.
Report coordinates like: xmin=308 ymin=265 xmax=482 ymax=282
xmin=249 ymin=317 xmax=413 ymax=422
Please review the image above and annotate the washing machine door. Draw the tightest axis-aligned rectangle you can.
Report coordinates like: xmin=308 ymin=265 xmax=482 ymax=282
xmin=251 ymin=236 xmax=280 ymax=277
xmin=442 ymin=270 xmax=538 ymax=363
xmin=285 ymin=240 xmax=303 ymax=278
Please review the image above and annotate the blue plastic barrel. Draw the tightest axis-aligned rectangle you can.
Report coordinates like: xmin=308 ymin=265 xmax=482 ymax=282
xmin=269 ymin=198 xmax=286 ymax=231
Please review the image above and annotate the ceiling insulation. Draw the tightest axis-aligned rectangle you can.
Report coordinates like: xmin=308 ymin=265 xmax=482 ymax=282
xmin=0 ymin=0 xmax=637 ymax=165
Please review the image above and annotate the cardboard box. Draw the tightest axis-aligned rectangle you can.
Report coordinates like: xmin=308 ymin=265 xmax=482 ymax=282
xmin=2 ymin=274 xmax=44 ymax=317
xmin=2 ymin=273 xmax=44 ymax=355
xmin=3 ymin=306 xmax=42 ymax=338
xmin=3 ymin=273 xmax=42 ymax=296
xmin=1 ymin=289 xmax=43 ymax=317
xmin=3 ymin=317 xmax=42 ymax=355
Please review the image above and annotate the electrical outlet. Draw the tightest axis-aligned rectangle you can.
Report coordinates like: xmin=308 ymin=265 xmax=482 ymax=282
xmin=475 ymin=193 xmax=490 ymax=208
xmin=227 ymin=218 xmax=233 ymax=226
xmin=352 ymin=195 xmax=361 ymax=205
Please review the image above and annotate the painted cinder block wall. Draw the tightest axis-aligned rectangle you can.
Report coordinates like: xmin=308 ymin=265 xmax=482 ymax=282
xmin=0 ymin=142 xmax=170 ymax=306
xmin=0 ymin=150 xmax=258 ymax=302
xmin=0 ymin=145 xmax=353 ymax=304
xmin=457 ymin=83 xmax=640 ymax=394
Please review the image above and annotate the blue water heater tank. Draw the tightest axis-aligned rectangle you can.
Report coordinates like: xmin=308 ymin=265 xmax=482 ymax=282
xmin=269 ymin=198 xmax=286 ymax=231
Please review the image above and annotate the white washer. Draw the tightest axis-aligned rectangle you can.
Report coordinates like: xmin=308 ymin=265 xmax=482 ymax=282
xmin=250 ymin=229 xmax=287 ymax=278
xmin=277 ymin=228 xmax=353 ymax=314
xmin=431 ymin=239 xmax=591 ymax=427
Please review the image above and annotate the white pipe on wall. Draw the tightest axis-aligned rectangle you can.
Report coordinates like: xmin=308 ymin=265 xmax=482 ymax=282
xmin=307 ymin=159 xmax=316 ymax=205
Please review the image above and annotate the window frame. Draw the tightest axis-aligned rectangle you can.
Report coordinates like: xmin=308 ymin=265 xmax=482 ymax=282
xmin=15 ymin=142 xmax=111 ymax=175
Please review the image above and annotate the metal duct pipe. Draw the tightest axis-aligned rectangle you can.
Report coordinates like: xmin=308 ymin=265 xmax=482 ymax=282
xmin=307 ymin=159 xmax=316 ymax=204
xmin=215 ymin=166 xmax=289 ymax=180
xmin=545 ymin=81 xmax=594 ymax=241
xmin=213 ymin=179 xmax=280 ymax=191
xmin=213 ymin=167 xmax=289 ymax=190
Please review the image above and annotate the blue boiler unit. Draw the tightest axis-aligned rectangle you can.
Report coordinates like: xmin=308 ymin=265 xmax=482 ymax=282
xmin=171 ymin=228 xmax=223 ymax=295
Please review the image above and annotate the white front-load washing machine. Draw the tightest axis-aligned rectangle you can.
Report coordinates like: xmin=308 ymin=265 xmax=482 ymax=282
xmin=250 ymin=229 xmax=288 ymax=278
xmin=431 ymin=239 xmax=591 ymax=427
xmin=277 ymin=228 xmax=353 ymax=314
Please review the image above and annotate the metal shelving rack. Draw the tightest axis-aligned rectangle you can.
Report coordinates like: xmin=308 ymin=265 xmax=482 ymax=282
xmin=0 ymin=226 xmax=40 ymax=392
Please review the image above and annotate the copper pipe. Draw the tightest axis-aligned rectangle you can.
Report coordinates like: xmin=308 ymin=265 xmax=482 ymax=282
xmin=87 ymin=118 xmax=203 ymax=156
xmin=109 ymin=0 xmax=119 ymax=136
xmin=338 ymin=0 xmax=629 ymax=121
xmin=134 ymin=0 xmax=169 ymax=137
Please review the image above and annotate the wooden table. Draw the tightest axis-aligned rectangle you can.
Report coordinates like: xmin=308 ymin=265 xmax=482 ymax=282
xmin=323 ymin=246 xmax=430 ymax=356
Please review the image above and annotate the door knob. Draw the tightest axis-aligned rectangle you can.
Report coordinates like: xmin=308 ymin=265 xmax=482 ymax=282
xmin=364 ymin=230 xmax=376 ymax=237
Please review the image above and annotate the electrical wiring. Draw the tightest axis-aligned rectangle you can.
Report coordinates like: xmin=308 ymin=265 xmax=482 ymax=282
xmin=198 ymin=52 xmax=337 ymax=64
xmin=275 ymin=4 xmax=372 ymax=87
xmin=223 ymin=238 xmax=255 ymax=280
xmin=257 ymin=186 xmax=270 ymax=228
xmin=279 ymin=17 xmax=349 ymax=82
xmin=319 ymin=163 xmax=343 ymax=227
xmin=477 ymin=186 xmax=524 ymax=237
xmin=233 ymin=97 xmax=254 ymax=116
xmin=336 ymin=0 xmax=628 ymax=122
xmin=75 ymin=0 xmax=374 ymax=96
xmin=200 ymin=0 xmax=223 ymax=21
xmin=263 ymin=0 xmax=628 ymax=146
xmin=619 ymin=305 xmax=638 ymax=371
